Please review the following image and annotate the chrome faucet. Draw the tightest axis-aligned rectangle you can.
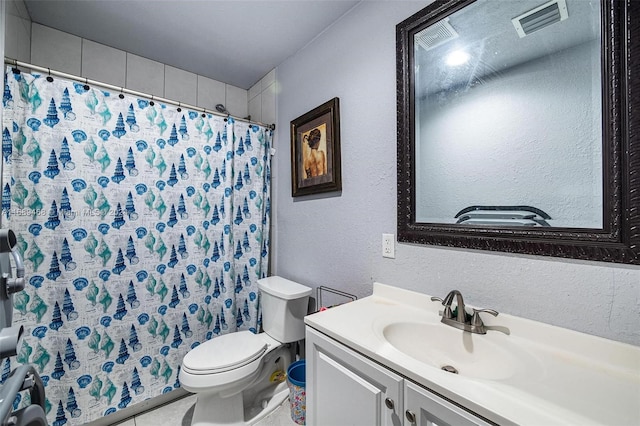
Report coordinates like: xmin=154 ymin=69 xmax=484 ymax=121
xmin=442 ymin=290 xmax=467 ymax=322
xmin=431 ymin=290 xmax=498 ymax=334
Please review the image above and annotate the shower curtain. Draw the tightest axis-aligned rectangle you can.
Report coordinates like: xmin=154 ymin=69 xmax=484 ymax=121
xmin=1 ymin=67 xmax=272 ymax=425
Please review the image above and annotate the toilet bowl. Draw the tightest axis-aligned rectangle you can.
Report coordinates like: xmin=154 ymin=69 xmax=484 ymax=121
xmin=179 ymin=276 xmax=312 ymax=426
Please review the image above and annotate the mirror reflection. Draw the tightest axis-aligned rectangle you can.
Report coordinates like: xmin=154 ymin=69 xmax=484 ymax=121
xmin=414 ymin=0 xmax=602 ymax=228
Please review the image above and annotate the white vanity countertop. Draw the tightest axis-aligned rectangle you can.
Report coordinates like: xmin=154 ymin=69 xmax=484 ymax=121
xmin=304 ymin=283 xmax=640 ymax=425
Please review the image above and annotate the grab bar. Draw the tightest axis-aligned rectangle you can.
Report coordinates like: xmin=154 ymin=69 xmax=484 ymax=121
xmin=0 ymin=364 xmax=46 ymax=426
xmin=454 ymin=205 xmax=551 ymax=219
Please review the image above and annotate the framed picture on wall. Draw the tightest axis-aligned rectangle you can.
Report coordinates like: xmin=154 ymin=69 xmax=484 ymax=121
xmin=290 ymin=97 xmax=341 ymax=197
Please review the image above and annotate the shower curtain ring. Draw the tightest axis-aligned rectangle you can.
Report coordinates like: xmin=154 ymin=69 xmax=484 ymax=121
xmin=46 ymin=68 xmax=53 ymax=82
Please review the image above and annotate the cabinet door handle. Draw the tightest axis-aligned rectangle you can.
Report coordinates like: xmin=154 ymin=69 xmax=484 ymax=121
xmin=405 ymin=409 xmax=416 ymax=424
xmin=384 ymin=397 xmax=394 ymax=410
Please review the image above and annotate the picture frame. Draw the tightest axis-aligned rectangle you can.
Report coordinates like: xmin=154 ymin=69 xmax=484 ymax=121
xmin=290 ymin=97 xmax=341 ymax=197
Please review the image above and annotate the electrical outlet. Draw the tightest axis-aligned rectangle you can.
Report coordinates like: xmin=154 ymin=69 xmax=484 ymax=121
xmin=382 ymin=234 xmax=395 ymax=258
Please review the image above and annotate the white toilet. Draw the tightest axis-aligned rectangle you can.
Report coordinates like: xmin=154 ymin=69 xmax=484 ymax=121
xmin=179 ymin=276 xmax=312 ymax=426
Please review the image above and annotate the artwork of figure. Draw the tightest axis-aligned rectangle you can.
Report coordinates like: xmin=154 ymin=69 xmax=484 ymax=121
xmin=303 ymin=126 xmax=327 ymax=178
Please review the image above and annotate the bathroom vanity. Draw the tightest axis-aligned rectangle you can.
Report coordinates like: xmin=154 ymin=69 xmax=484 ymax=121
xmin=305 ymin=327 xmax=493 ymax=425
xmin=304 ymin=284 xmax=640 ymax=425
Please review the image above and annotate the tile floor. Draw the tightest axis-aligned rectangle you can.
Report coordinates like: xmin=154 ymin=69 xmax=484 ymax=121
xmin=111 ymin=393 xmax=298 ymax=426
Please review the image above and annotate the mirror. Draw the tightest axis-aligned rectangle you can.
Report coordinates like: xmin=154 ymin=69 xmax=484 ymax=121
xmin=397 ymin=0 xmax=639 ymax=264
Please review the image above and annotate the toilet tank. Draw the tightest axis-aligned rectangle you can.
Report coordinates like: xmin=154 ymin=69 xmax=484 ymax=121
xmin=258 ymin=276 xmax=312 ymax=343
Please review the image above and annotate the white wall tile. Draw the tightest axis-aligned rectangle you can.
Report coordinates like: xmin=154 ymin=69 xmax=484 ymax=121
xmin=5 ymin=14 xmax=20 ymax=59
xmin=24 ymin=23 xmax=255 ymax=124
xmin=261 ymin=69 xmax=276 ymax=91
xmin=196 ymin=75 xmax=226 ymax=111
xmin=82 ymin=39 xmax=126 ymax=87
xmin=1 ymin=0 xmax=5 ymax=82
xmin=126 ymin=53 xmax=164 ymax=97
xmin=164 ymin=65 xmax=197 ymax=106
xmin=225 ymin=85 xmax=248 ymax=118
xmin=5 ymin=0 xmax=19 ymax=18
xmin=5 ymin=4 xmax=30 ymax=62
xmin=5 ymin=14 xmax=21 ymax=61
xmin=16 ymin=17 xmax=31 ymax=62
xmin=261 ymin=82 xmax=276 ymax=125
xmin=6 ymin=0 xmax=29 ymax=20
xmin=31 ymin=24 xmax=82 ymax=75
xmin=248 ymin=81 xmax=261 ymax=101
xmin=4 ymin=3 xmax=32 ymax=65
xmin=249 ymin=94 xmax=262 ymax=123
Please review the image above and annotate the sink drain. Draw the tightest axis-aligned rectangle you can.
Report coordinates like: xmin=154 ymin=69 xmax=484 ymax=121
xmin=441 ymin=365 xmax=458 ymax=374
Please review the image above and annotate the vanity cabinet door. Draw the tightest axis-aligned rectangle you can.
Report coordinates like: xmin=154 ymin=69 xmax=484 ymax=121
xmin=403 ymin=381 xmax=492 ymax=426
xmin=306 ymin=327 xmax=403 ymax=426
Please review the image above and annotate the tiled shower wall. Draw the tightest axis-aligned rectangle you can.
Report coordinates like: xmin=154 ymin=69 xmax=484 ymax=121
xmin=248 ymin=70 xmax=276 ymax=126
xmin=247 ymin=71 xmax=278 ymax=258
xmin=4 ymin=0 xmax=31 ymax=64
xmin=4 ymin=0 xmax=278 ymax=123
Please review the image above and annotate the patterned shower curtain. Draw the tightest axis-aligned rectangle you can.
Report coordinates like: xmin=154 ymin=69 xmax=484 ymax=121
xmin=1 ymin=68 xmax=272 ymax=425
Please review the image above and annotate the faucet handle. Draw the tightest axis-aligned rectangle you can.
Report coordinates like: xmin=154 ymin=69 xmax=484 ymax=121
xmin=470 ymin=308 xmax=498 ymax=327
xmin=430 ymin=296 xmax=444 ymax=304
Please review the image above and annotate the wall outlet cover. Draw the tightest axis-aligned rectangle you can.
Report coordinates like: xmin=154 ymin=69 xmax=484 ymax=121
xmin=382 ymin=234 xmax=395 ymax=258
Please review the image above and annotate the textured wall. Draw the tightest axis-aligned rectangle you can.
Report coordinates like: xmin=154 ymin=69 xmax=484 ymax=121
xmin=272 ymin=1 xmax=640 ymax=346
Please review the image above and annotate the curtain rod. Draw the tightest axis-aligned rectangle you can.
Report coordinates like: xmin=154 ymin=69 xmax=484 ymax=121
xmin=4 ymin=57 xmax=276 ymax=131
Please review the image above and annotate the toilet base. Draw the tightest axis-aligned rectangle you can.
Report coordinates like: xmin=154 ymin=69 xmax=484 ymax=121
xmin=191 ymin=391 xmax=244 ymax=426
xmin=190 ymin=378 xmax=290 ymax=426
xmin=244 ymin=381 xmax=289 ymax=425
xmin=188 ymin=344 xmax=294 ymax=426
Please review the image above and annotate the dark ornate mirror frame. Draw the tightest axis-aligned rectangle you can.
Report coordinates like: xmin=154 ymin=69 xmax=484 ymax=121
xmin=397 ymin=0 xmax=639 ymax=264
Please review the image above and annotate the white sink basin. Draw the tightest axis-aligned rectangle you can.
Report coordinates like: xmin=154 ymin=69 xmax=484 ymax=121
xmin=381 ymin=321 xmax=538 ymax=381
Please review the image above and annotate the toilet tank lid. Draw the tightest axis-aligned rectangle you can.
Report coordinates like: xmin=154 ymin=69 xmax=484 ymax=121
xmin=257 ymin=276 xmax=312 ymax=300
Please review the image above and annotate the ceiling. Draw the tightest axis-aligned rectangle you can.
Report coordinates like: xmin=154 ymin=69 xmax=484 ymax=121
xmin=416 ymin=0 xmax=600 ymax=97
xmin=24 ymin=0 xmax=360 ymax=89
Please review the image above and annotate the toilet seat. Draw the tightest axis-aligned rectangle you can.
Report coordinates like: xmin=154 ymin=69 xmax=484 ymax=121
xmin=182 ymin=331 xmax=269 ymax=375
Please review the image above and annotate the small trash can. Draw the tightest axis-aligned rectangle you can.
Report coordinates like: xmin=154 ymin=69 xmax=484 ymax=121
xmin=286 ymin=360 xmax=306 ymax=425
